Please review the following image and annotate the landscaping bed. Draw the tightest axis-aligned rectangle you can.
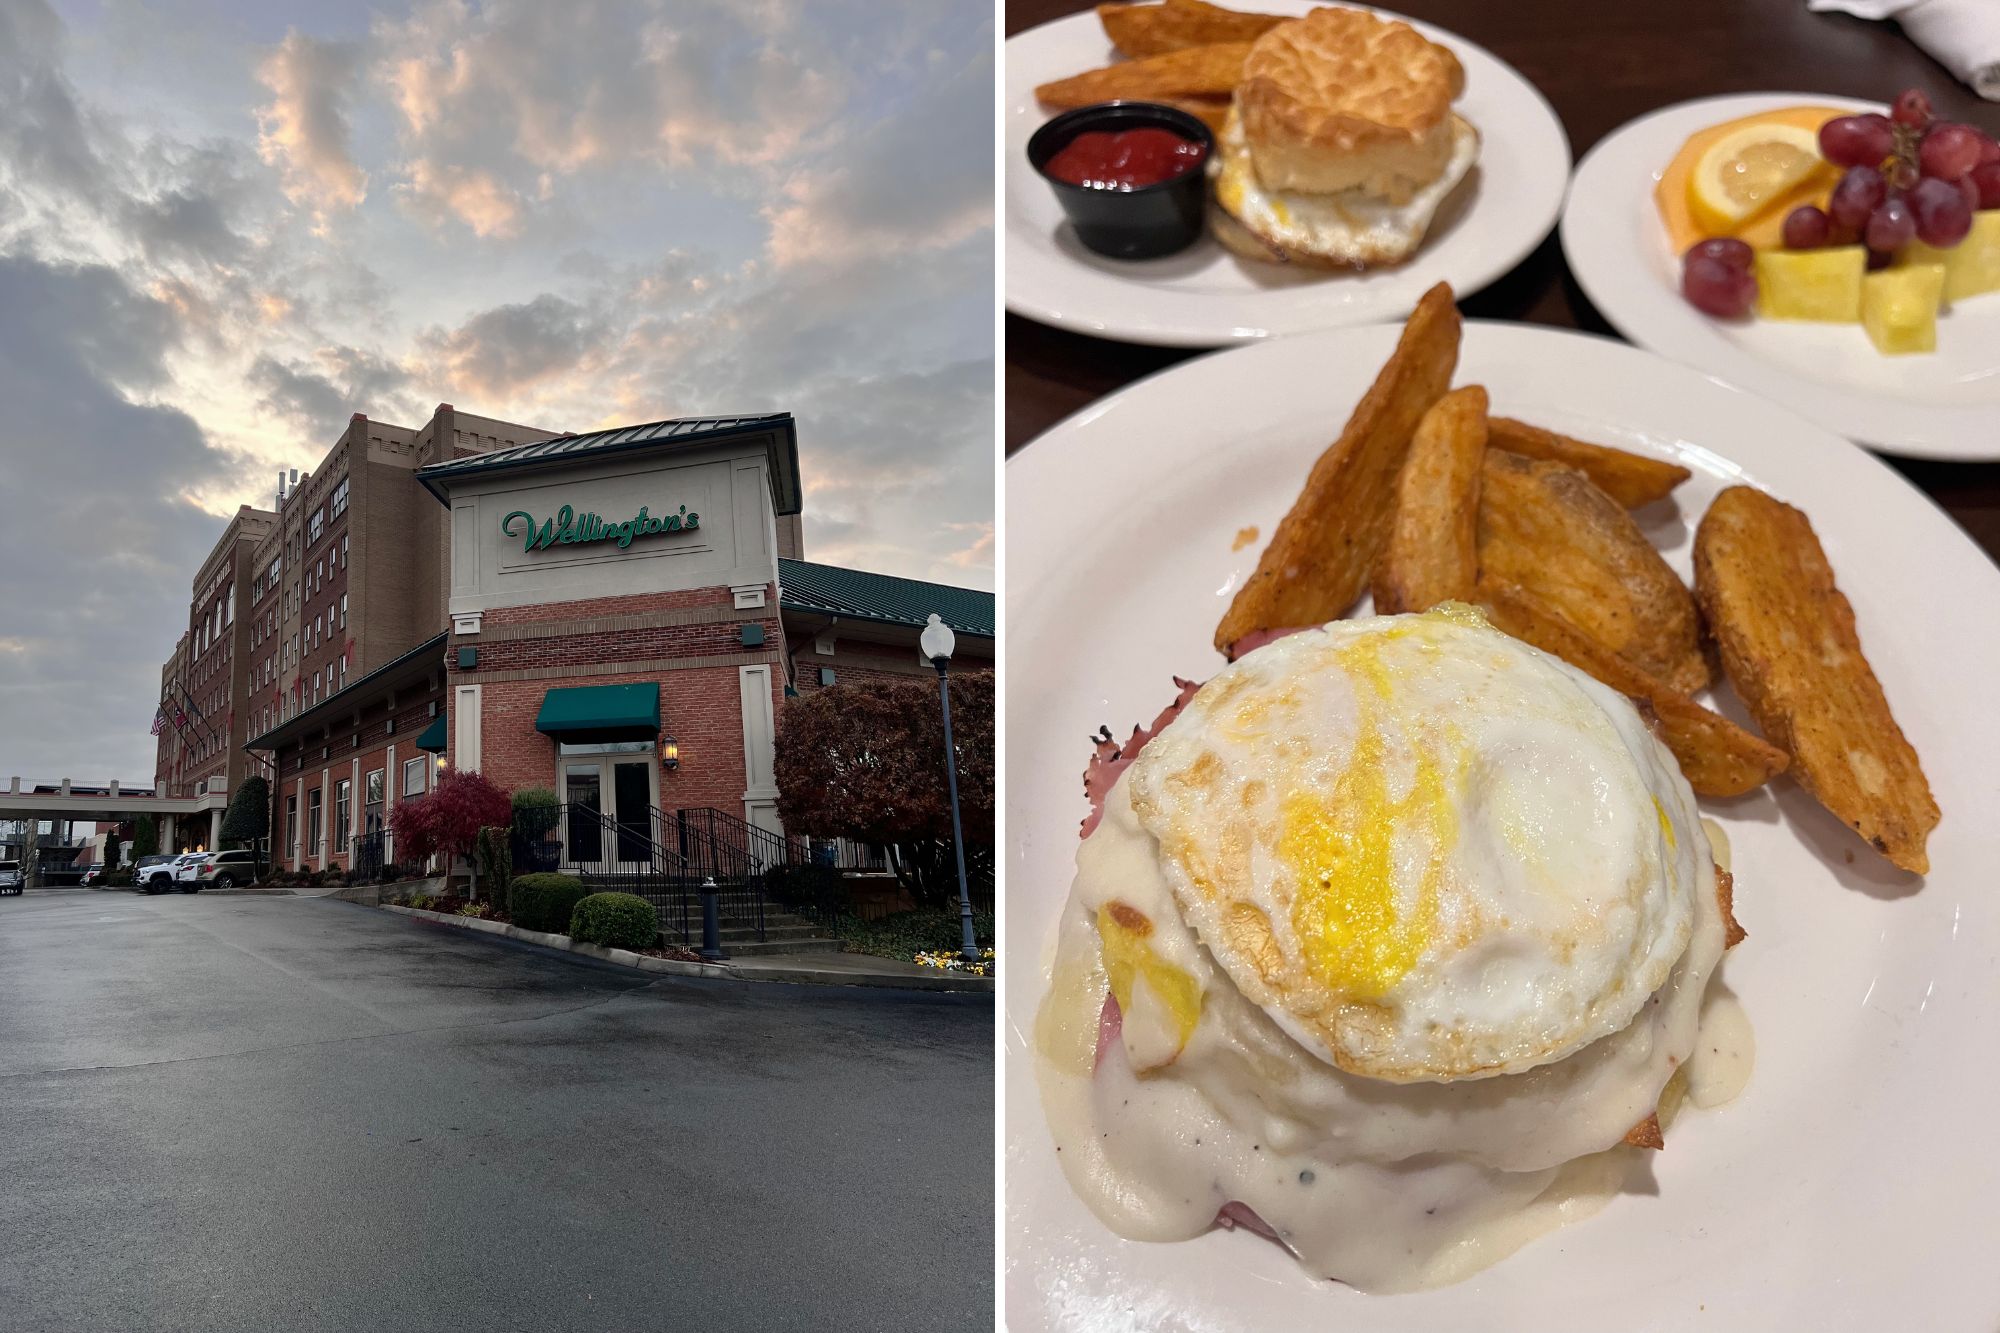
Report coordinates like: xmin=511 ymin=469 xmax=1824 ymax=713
xmin=835 ymin=907 xmax=997 ymax=976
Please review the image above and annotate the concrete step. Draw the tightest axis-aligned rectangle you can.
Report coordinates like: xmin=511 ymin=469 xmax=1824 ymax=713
xmin=697 ymin=937 xmax=845 ymax=958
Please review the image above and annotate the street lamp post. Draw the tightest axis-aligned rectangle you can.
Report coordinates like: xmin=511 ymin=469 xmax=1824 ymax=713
xmin=920 ymin=613 xmax=980 ymax=964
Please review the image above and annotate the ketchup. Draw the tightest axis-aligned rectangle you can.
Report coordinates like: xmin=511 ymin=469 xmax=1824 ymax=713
xmin=1044 ymin=127 xmax=1206 ymax=190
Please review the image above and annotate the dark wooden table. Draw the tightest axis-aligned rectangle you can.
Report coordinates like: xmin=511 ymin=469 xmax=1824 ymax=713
xmin=1005 ymin=0 xmax=2000 ymax=561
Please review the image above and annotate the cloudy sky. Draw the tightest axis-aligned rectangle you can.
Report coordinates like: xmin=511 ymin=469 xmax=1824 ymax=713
xmin=0 ymin=0 xmax=994 ymax=784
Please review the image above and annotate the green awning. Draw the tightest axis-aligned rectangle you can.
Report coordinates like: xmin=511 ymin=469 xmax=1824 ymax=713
xmin=535 ymin=683 xmax=660 ymax=737
xmin=414 ymin=716 xmax=447 ymax=752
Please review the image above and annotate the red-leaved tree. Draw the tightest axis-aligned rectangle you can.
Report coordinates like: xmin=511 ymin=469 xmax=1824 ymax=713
xmin=774 ymin=672 xmax=994 ymax=904
xmin=390 ymin=769 xmax=513 ymax=901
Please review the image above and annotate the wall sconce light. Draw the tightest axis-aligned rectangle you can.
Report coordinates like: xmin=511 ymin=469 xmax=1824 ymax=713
xmin=661 ymin=735 xmax=679 ymax=770
xmin=435 ymin=753 xmax=447 ymax=772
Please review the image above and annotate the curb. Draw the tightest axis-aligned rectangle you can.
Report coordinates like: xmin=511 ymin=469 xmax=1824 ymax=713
xmin=376 ymin=904 xmax=993 ymax=993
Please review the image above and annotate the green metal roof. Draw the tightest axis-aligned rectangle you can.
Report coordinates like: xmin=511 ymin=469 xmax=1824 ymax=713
xmin=778 ymin=559 xmax=994 ymax=638
xmin=243 ymin=633 xmax=447 ymax=752
xmin=413 ymin=715 xmax=447 ymax=752
xmin=416 ymin=414 xmax=800 ymax=514
xmin=534 ymin=683 xmax=661 ymax=737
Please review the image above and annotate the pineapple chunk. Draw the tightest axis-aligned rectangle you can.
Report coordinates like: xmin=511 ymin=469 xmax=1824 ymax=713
xmin=1862 ymin=263 xmax=1944 ymax=355
xmin=1754 ymin=245 xmax=1865 ymax=322
xmin=1903 ymin=210 xmax=2000 ymax=303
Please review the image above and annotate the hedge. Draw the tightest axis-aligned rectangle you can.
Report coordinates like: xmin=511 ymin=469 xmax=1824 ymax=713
xmin=570 ymin=892 xmax=659 ymax=949
xmin=509 ymin=873 xmax=589 ymax=934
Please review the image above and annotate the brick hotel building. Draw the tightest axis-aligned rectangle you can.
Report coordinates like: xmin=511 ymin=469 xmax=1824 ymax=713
xmin=152 ymin=407 xmax=993 ymax=871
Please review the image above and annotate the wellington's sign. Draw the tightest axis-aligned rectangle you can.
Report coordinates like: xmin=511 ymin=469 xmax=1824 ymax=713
xmin=501 ymin=503 xmax=700 ymax=554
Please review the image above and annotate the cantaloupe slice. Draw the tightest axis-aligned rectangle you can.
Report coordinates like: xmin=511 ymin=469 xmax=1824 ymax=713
xmin=1655 ymin=106 xmax=1847 ymax=255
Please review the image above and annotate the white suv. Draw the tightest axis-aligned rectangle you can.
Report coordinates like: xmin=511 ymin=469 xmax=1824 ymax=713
xmin=137 ymin=853 xmax=204 ymax=894
xmin=0 ymin=860 xmax=21 ymax=895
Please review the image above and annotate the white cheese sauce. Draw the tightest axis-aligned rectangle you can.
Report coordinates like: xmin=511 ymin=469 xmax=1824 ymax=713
xmin=1033 ymin=783 xmax=1755 ymax=1294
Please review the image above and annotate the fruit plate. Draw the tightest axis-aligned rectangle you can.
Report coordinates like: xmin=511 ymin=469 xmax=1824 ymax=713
xmin=1004 ymin=320 xmax=2000 ymax=1330
xmin=1003 ymin=1 xmax=1571 ymax=346
xmin=1563 ymin=92 xmax=2000 ymax=462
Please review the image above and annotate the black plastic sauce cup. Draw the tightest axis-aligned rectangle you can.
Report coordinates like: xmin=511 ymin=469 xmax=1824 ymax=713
xmin=1027 ymin=101 xmax=1214 ymax=260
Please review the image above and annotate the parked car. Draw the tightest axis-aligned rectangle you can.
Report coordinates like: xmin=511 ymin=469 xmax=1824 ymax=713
xmin=0 ymin=860 xmax=21 ymax=895
xmin=79 ymin=862 xmax=107 ymax=886
xmin=171 ymin=853 xmax=215 ymax=890
xmin=134 ymin=853 xmax=202 ymax=894
xmin=190 ymin=849 xmax=255 ymax=890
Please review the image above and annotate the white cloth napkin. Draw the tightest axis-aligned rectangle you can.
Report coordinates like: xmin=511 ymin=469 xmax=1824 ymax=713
xmin=1810 ymin=0 xmax=2000 ymax=100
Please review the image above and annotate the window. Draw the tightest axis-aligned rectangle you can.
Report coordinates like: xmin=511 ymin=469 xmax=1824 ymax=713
xmin=318 ymin=557 xmax=325 ymax=582
xmin=286 ymin=797 xmax=298 ymax=856
xmin=334 ymin=780 xmax=351 ymax=853
xmin=341 ymin=534 xmax=348 ymax=567
xmin=329 ymin=476 xmax=349 ymax=517
xmin=267 ymin=555 xmax=281 ymax=586
xmin=224 ymin=585 xmax=234 ymax=625
xmin=339 ymin=593 xmax=347 ymax=629
xmin=306 ymin=788 xmax=322 ymax=855
xmin=364 ymin=770 xmax=384 ymax=833
xmin=313 ymin=670 xmax=321 ymax=702
xmin=402 ymin=757 xmax=427 ymax=799
xmin=307 ymin=506 xmax=325 ymax=543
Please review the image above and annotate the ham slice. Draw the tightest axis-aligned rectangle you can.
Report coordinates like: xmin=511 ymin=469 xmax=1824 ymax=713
xmin=1080 ymin=676 xmax=1203 ymax=837
xmin=1093 ymin=990 xmax=1123 ymax=1072
xmin=1223 ymin=624 xmax=1314 ymax=660
xmin=1215 ymin=1201 xmax=1282 ymax=1242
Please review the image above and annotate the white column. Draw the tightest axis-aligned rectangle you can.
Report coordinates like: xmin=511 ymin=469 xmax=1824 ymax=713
xmin=454 ymin=685 xmax=482 ymax=773
xmin=738 ymin=665 xmax=781 ymax=837
xmin=384 ymin=742 xmax=396 ymax=863
xmin=208 ymin=806 xmax=223 ymax=851
xmin=162 ymin=812 xmax=177 ymax=852
xmin=349 ymin=754 xmax=361 ymax=861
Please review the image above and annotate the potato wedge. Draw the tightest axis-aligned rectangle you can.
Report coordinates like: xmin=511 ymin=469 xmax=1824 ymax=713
xmin=1036 ymin=41 xmax=1253 ymax=109
xmin=1373 ymin=385 xmax=1488 ymax=614
xmin=1098 ymin=0 xmax=1287 ymax=58
xmin=1487 ymin=417 xmax=1691 ymax=509
xmin=1215 ymin=282 xmax=1461 ymax=655
xmin=1476 ymin=574 xmax=1789 ymax=798
xmin=1477 ymin=450 xmax=1710 ymax=693
xmin=1693 ymin=486 xmax=1938 ymax=873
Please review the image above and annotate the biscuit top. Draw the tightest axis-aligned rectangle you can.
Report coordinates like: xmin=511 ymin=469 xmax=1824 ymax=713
xmin=1238 ymin=7 xmax=1464 ymax=164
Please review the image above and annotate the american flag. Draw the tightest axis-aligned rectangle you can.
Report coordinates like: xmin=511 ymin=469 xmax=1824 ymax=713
xmin=150 ymin=706 xmax=166 ymax=736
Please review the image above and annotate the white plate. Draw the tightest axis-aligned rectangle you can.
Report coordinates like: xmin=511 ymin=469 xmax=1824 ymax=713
xmin=1004 ymin=321 xmax=2000 ymax=1331
xmin=1004 ymin=3 xmax=1571 ymax=346
xmin=1563 ymin=92 xmax=2000 ymax=462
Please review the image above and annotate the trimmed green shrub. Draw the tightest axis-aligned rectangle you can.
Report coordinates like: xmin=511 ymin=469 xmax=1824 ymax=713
xmin=570 ymin=892 xmax=659 ymax=949
xmin=509 ymin=872 xmax=589 ymax=934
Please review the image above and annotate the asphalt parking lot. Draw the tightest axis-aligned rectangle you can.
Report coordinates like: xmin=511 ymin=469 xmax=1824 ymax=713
xmin=0 ymin=889 xmax=993 ymax=1332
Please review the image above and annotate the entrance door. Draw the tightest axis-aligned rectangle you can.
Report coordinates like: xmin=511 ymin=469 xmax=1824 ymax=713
xmin=560 ymin=743 xmax=658 ymax=870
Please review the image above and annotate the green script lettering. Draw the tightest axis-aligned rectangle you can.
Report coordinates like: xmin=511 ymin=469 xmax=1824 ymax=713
xmin=500 ymin=501 xmax=701 ymax=554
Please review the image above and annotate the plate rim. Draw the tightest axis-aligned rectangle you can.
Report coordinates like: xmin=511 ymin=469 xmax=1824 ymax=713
xmin=1003 ymin=2 xmax=1573 ymax=347
xmin=1560 ymin=89 xmax=2000 ymax=463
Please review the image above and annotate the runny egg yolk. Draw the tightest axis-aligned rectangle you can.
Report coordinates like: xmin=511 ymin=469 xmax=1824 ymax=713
xmin=1281 ymin=632 xmax=1462 ymax=1000
xmin=1653 ymin=796 xmax=1677 ymax=850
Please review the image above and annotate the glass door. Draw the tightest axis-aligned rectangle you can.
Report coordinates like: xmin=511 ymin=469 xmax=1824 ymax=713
xmin=563 ymin=764 xmax=603 ymax=865
xmin=612 ymin=760 xmax=653 ymax=867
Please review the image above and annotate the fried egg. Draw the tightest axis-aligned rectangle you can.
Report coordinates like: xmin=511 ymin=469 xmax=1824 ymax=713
xmin=1209 ymin=105 xmax=1479 ymax=268
xmin=1125 ymin=606 xmax=1703 ymax=1083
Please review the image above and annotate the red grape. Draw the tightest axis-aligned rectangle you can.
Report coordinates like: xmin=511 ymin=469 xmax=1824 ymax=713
xmin=1865 ymin=196 xmax=1915 ymax=251
xmin=1865 ymin=248 xmax=1894 ymax=271
xmin=1685 ymin=237 xmax=1755 ymax=271
xmin=1782 ymin=204 xmax=1832 ymax=249
xmin=1891 ymin=88 xmax=1934 ymax=131
xmin=1919 ymin=122 xmax=1984 ymax=181
xmin=1971 ymin=161 xmax=2000 ymax=210
xmin=1977 ymin=134 xmax=2000 ymax=166
xmin=1682 ymin=254 xmax=1757 ymax=318
xmin=1910 ymin=175 xmax=1973 ymax=247
xmin=1819 ymin=114 xmax=1896 ymax=168
xmin=1829 ymin=166 xmax=1888 ymax=230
